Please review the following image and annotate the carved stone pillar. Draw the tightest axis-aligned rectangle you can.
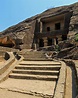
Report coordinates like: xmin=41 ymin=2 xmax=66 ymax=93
xmin=43 ymin=37 xmax=47 ymax=47
xmin=58 ymin=36 xmax=62 ymax=43
xmin=37 ymin=39 xmax=39 ymax=48
xmin=33 ymin=43 xmax=37 ymax=50
xmin=40 ymin=22 xmax=43 ymax=33
xmin=54 ymin=38 xmax=56 ymax=45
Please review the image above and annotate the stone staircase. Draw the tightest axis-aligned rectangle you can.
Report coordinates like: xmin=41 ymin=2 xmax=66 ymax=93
xmin=19 ymin=51 xmax=47 ymax=61
xmin=9 ymin=60 xmax=61 ymax=81
xmin=0 ymin=51 xmax=62 ymax=97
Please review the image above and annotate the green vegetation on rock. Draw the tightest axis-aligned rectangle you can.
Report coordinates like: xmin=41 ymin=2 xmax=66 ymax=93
xmin=75 ymin=34 xmax=78 ymax=42
xmin=55 ymin=45 xmax=60 ymax=52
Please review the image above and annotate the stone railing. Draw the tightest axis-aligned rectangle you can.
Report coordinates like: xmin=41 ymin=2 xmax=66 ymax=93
xmin=64 ymin=59 xmax=78 ymax=97
xmin=35 ymin=29 xmax=68 ymax=38
xmin=0 ymin=52 xmax=23 ymax=83
xmin=0 ymin=46 xmax=19 ymax=53
xmin=0 ymin=52 xmax=15 ymax=75
xmin=54 ymin=61 xmax=66 ymax=98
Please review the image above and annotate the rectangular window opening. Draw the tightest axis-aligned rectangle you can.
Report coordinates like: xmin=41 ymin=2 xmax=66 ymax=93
xmin=55 ymin=23 xmax=61 ymax=30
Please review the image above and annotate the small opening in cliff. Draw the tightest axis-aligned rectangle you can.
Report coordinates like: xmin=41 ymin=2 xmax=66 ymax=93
xmin=55 ymin=23 xmax=61 ymax=30
xmin=0 ymin=36 xmax=15 ymax=48
xmin=5 ymin=44 xmax=14 ymax=48
xmin=47 ymin=27 xmax=50 ymax=32
xmin=62 ymin=35 xmax=67 ymax=41
xmin=47 ymin=38 xmax=52 ymax=46
xmin=56 ymin=38 xmax=58 ymax=44
xmin=0 ymin=43 xmax=14 ymax=48
xmin=39 ymin=39 xmax=44 ymax=47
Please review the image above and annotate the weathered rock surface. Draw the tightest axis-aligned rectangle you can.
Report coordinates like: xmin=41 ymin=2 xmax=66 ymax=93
xmin=0 ymin=2 xmax=78 ymax=50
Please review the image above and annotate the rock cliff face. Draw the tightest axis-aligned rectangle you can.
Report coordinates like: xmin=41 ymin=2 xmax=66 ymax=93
xmin=0 ymin=2 xmax=78 ymax=49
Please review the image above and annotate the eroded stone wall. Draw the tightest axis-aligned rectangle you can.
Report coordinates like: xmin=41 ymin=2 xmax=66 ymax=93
xmin=68 ymin=3 xmax=78 ymax=38
xmin=0 ymin=2 xmax=78 ymax=49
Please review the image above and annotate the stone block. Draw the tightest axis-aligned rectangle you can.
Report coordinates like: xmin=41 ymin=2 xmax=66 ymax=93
xmin=4 ymin=52 xmax=10 ymax=60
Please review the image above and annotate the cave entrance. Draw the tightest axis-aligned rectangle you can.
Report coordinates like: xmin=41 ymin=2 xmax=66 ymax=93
xmin=56 ymin=38 xmax=58 ymax=44
xmin=47 ymin=27 xmax=50 ymax=32
xmin=62 ymin=35 xmax=67 ymax=41
xmin=47 ymin=38 xmax=52 ymax=46
xmin=55 ymin=23 xmax=61 ymax=30
xmin=39 ymin=39 xmax=44 ymax=47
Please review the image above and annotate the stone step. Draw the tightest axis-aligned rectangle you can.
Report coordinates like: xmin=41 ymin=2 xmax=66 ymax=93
xmin=23 ymin=53 xmax=45 ymax=56
xmin=12 ymin=69 xmax=59 ymax=75
xmin=20 ymin=61 xmax=61 ymax=65
xmin=9 ymin=73 xmax=58 ymax=81
xmin=23 ymin=55 xmax=45 ymax=58
xmin=23 ymin=58 xmax=51 ymax=61
xmin=23 ymin=56 xmax=45 ymax=59
xmin=15 ymin=65 xmax=61 ymax=70
xmin=19 ymin=64 xmax=61 ymax=66
xmin=22 ymin=52 xmax=45 ymax=54
xmin=19 ymin=63 xmax=61 ymax=66
xmin=23 ymin=54 xmax=45 ymax=56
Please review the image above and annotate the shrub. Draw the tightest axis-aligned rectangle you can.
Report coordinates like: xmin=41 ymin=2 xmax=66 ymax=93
xmin=55 ymin=45 xmax=60 ymax=52
xmin=75 ymin=34 xmax=78 ymax=42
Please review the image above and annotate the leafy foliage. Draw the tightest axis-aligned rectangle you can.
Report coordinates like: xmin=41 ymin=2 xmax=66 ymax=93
xmin=55 ymin=45 xmax=60 ymax=52
xmin=75 ymin=34 xmax=78 ymax=42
